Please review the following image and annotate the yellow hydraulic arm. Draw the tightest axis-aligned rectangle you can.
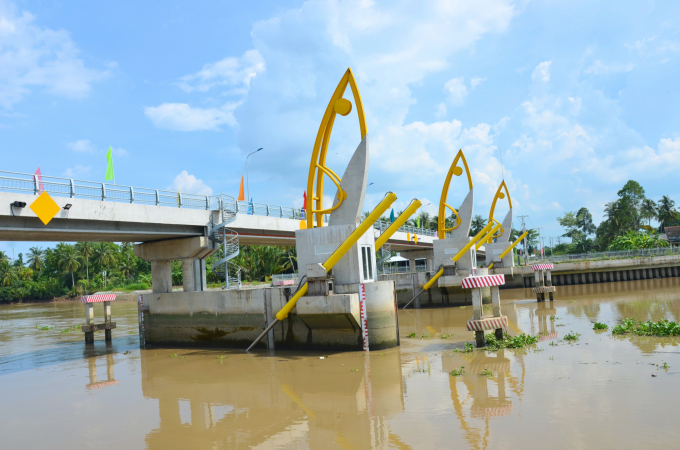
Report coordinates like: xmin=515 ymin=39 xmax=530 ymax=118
xmin=375 ymin=199 xmax=422 ymax=251
xmin=488 ymin=231 xmax=528 ymax=270
xmin=474 ymin=220 xmax=502 ymax=251
xmin=247 ymin=192 xmax=397 ymax=351
xmin=402 ymin=221 xmax=494 ymax=309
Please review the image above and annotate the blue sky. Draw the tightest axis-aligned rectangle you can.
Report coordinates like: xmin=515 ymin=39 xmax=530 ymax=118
xmin=2 ymin=0 xmax=680 ymax=256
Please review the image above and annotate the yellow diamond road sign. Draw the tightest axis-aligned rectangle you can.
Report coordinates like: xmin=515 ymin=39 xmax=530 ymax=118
xmin=30 ymin=192 xmax=61 ymax=225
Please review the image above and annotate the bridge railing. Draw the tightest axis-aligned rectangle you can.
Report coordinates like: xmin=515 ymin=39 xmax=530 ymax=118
xmin=0 ymin=169 xmax=440 ymax=238
xmin=0 ymin=170 xmax=217 ymax=210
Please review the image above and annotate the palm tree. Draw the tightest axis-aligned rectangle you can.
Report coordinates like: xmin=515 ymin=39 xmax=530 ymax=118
xmin=118 ymin=258 xmax=135 ymax=282
xmin=92 ymin=242 xmax=115 ymax=275
xmin=657 ymin=195 xmax=678 ymax=231
xmin=640 ymin=198 xmax=658 ymax=226
xmin=469 ymin=215 xmax=487 ymax=236
xmin=76 ymin=242 xmax=95 ymax=283
xmin=27 ymin=247 xmax=45 ymax=272
xmin=0 ymin=261 xmax=16 ymax=286
xmin=0 ymin=251 xmax=8 ymax=264
xmin=56 ymin=244 xmax=81 ymax=287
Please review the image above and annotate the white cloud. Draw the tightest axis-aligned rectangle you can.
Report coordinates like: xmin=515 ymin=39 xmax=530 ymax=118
xmin=62 ymin=165 xmax=91 ymax=179
xmin=444 ymin=77 xmax=468 ymax=106
xmin=177 ymin=49 xmax=265 ymax=93
xmin=583 ymin=60 xmax=634 ymax=75
xmin=167 ymin=170 xmax=213 ymax=195
xmin=67 ymin=139 xmax=96 ymax=152
xmin=470 ymin=77 xmax=487 ymax=88
xmin=67 ymin=139 xmax=127 ymax=156
xmin=531 ymin=60 xmax=552 ymax=82
xmin=434 ymin=102 xmax=447 ymax=119
xmin=144 ymin=102 xmax=239 ymax=131
xmin=0 ymin=1 xmax=110 ymax=108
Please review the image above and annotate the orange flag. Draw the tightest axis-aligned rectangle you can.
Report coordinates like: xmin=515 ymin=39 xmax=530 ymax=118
xmin=238 ymin=176 xmax=245 ymax=201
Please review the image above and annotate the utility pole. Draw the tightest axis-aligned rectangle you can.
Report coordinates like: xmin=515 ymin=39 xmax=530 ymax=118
xmin=517 ymin=215 xmax=529 ymax=266
xmin=537 ymin=227 xmax=543 ymax=260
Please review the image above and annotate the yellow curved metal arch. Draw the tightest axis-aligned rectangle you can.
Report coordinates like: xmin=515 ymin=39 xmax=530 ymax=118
xmin=488 ymin=180 xmax=512 ymax=225
xmin=444 ymin=203 xmax=462 ymax=231
xmin=437 ymin=149 xmax=473 ymax=236
xmin=306 ymin=68 xmax=367 ymax=228
xmin=487 ymin=180 xmax=512 ymax=242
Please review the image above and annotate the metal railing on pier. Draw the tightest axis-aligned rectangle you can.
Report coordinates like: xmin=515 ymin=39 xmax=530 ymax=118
xmin=525 ymin=246 xmax=680 ymax=265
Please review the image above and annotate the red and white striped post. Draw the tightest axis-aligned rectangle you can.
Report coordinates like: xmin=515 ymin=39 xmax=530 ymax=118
xmin=359 ymin=283 xmax=369 ymax=352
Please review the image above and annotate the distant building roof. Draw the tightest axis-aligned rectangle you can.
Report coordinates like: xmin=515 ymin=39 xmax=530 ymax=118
xmin=665 ymin=226 xmax=680 ymax=242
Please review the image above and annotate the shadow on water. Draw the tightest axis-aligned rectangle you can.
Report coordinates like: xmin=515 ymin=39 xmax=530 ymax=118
xmin=0 ymin=335 xmax=140 ymax=375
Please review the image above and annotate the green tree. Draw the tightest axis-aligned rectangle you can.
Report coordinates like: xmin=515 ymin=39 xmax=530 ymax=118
xmin=27 ymin=247 xmax=45 ymax=272
xmin=557 ymin=207 xmax=596 ymax=241
xmin=607 ymin=231 xmax=669 ymax=250
xmin=469 ymin=215 xmax=487 ymax=236
xmin=640 ymin=198 xmax=658 ymax=227
xmin=92 ymin=242 xmax=115 ymax=276
xmin=0 ymin=261 xmax=16 ymax=286
xmin=76 ymin=242 xmax=95 ymax=284
xmin=57 ymin=244 xmax=81 ymax=287
xmin=657 ymin=195 xmax=678 ymax=232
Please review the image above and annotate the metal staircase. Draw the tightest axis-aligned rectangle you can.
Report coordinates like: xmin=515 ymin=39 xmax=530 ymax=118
xmin=375 ymin=221 xmax=392 ymax=274
xmin=209 ymin=195 xmax=241 ymax=289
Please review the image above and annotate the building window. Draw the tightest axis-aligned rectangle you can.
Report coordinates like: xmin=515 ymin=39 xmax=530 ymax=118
xmin=361 ymin=246 xmax=374 ymax=281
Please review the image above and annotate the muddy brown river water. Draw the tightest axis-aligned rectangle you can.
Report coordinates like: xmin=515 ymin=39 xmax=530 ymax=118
xmin=1 ymin=279 xmax=679 ymax=449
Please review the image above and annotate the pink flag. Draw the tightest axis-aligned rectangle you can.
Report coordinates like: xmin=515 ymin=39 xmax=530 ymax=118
xmin=34 ymin=167 xmax=44 ymax=192
xmin=434 ymin=231 xmax=438 ymax=238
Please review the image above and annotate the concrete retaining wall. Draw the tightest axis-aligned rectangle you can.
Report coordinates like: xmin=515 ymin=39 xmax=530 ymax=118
xmin=140 ymin=281 xmax=399 ymax=351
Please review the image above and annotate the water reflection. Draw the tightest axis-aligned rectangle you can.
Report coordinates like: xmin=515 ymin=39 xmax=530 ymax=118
xmin=141 ymin=351 xmax=405 ymax=449
xmin=441 ymin=350 xmax=525 ymax=450
xmin=86 ymin=350 xmax=119 ymax=391
xmin=530 ymin=302 xmax=558 ymax=341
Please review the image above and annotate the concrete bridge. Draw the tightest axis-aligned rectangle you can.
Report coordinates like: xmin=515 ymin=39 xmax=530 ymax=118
xmin=0 ymin=171 xmax=433 ymax=251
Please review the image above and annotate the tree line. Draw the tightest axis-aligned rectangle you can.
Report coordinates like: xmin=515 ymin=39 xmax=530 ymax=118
xmin=555 ymin=180 xmax=674 ymax=253
xmin=0 ymin=242 xmax=297 ymax=302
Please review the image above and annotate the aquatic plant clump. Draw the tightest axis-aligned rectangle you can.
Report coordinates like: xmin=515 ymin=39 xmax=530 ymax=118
xmin=593 ymin=322 xmax=608 ymax=330
xmin=450 ymin=366 xmax=465 ymax=376
xmin=485 ymin=333 xmax=538 ymax=351
xmin=611 ymin=318 xmax=680 ymax=336
xmin=563 ymin=332 xmax=581 ymax=341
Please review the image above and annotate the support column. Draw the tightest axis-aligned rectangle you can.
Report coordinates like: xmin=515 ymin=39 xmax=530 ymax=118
xmin=426 ymin=258 xmax=434 ymax=272
xmin=85 ymin=303 xmax=94 ymax=343
xmin=409 ymin=257 xmax=417 ymax=274
xmin=193 ymin=259 xmax=208 ymax=291
xmin=674 ymin=267 xmax=679 ymax=277
xmin=622 ymin=271 xmax=628 ymax=281
xmin=472 ymin=288 xmax=485 ymax=347
xmin=547 ymin=270 xmax=554 ymax=301
xmin=491 ymin=286 xmax=503 ymax=340
xmin=535 ymin=271 xmax=541 ymax=302
xmin=412 ymin=273 xmax=420 ymax=309
xmin=151 ymin=261 xmax=173 ymax=293
xmin=654 ymin=268 xmax=659 ymax=278
xmin=182 ymin=259 xmax=196 ymax=292
xmin=264 ymin=288 xmax=275 ymax=350
xmin=104 ymin=301 xmax=112 ymax=341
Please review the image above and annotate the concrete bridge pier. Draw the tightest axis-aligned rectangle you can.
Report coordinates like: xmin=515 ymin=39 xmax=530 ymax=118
xmin=135 ymin=236 xmax=217 ymax=293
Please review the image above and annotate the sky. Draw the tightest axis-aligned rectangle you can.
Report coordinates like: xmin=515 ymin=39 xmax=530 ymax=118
xmin=2 ymin=0 xmax=680 ymax=257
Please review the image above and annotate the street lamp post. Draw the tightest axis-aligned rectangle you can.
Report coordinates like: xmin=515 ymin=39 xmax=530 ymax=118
xmin=246 ymin=148 xmax=263 ymax=203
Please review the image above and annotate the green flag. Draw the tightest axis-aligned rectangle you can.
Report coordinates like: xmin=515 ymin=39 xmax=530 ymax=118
xmin=105 ymin=147 xmax=115 ymax=182
xmin=416 ymin=216 xmax=420 ymax=228
xmin=390 ymin=209 xmax=395 ymax=223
